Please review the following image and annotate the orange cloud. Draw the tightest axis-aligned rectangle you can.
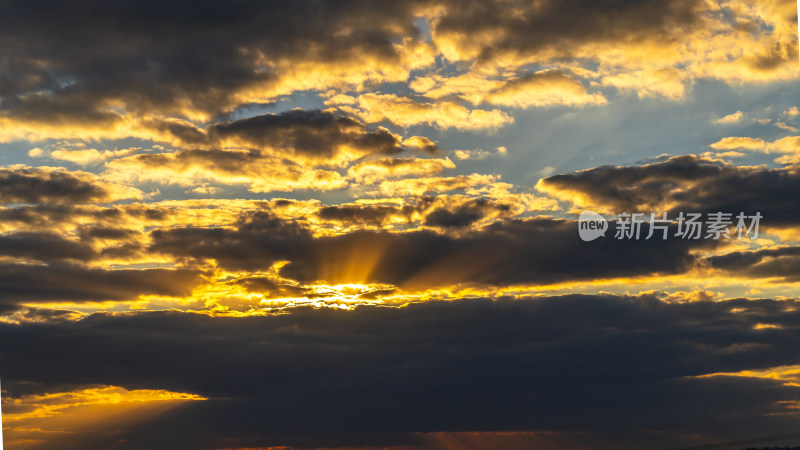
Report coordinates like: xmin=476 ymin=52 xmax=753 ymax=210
xmin=716 ymin=111 xmax=744 ymax=124
xmin=349 ymin=93 xmax=513 ymax=131
xmin=0 ymin=165 xmax=142 ymax=204
xmin=482 ymin=70 xmax=607 ymax=107
xmin=710 ymin=135 xmax=800 ymax=164
xmin=375 ymin=174 xmax=501 ymax=197
xmin=692 ymin=364 xmax=800 ymax=387
xmin=347 ymin=157 xmax=456 ymax=185
xmin=2 ymin=386 xmax=206 ymax=449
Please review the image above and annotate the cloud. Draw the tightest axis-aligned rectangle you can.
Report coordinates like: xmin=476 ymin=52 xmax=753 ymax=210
xmin=0 ymin=232 xmax=96 ymax=262
xmin=101 ymin=110 xmax=452 ymax=193
xmin=537 ymin=155 xmax=800 ymax=229
xmin=482 ymin=70 xmax=607 ymax=108
xmin=375 ymin=173 xmax=500 ymax=197
xmin=143 ymin=109 xmax=405 ymax=159
xmin=431 ymin=0 xmax=703 ymax=63
xmin=107 ymin=149 xmax=350 ymax=193
xmin=1 ymin=2 xmax=800 ymax=448
xmin=4 ymin=294 xmax=800 ymax=447
xmin=716 ymin=111 xmax=744 ymax=124
xmin=693 ymin=364 xmax=800 ymax=386
xmin=600 ymin=67 xmax=688 ymax=100
xmin=0 ymin=263 xmax=204 ymax=307
xmin=3 ymin=386 xmax=205 ymax=449
xmin=347 ymin=157 xmax=456 ymax=185
xmin=349 ymin=93 xmax=513 ymax=131
xmin=0 ymin=196 xmax=534 ymax=241
xmin=706 ymin=246 xmax=800 ymax=282
xmin=149 ymin=213 xmax=714 ymax=289
xmin=29 ymin=143 xmax=142 ymax=166
xmin=774 ymin=121 xmax=799 ymax=132
xmin=410 ymin=69 xmax=608 ymax=107
xmin=315 ymin=203 xmax=416 ymax=229
xmin=0 ymin=0 xmax=435 ymax=129
xmin=402 ymin=135 xmax=439 ymax=153
xmin=422 ymin=197 xmax=512 ymax=229
xmin=430 ymin=0 xmax=798 ymax=91
xmin=452 ymin=146 xmax=508 ymax=160
xmin=0 ymin=166 xmax=142 ymax=204
xmin=709 ymin=135 xmax=800 ymax=164
xmin=710 ymin=136 xmax=767 ymax=150
xmin=0 ymin=203 xmax=184 ymax=237
xmin=204 ymin=109 xmax=403 ymax=161
xmin=310 ymin=196 xmax=524 ymax=232
xmin=0 ymin=0 xmax=795 ymax=145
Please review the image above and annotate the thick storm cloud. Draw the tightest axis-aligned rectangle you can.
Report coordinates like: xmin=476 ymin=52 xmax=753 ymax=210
xmin=150 ymin=212 xmax=716 ymax=288
xmin=3 ymin=295 xmax=800 ymax=448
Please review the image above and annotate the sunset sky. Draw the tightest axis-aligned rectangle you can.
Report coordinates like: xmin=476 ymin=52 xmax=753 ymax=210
xmin=1 ymin=1 xmax=800 ymax=448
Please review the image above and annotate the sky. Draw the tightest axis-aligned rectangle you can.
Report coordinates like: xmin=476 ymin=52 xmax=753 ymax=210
xmin=0 ymin=0 xmax=800 ymax=449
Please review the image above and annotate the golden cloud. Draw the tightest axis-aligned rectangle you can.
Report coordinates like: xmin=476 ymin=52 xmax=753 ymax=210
xmin=483 ymin=70 xmax=607 ymax=107
xmin=347 ymin=157 xmax=456 ymax=185
xmin=3 ymin=386 xmax=205 ymax=449
xmin=710 ymin=135 xmax=800 ymax=164
xmin=106 ymin=149 xmax=349 ymax=193
xmin=348 ymin=93 xmax=513 ymax=130
xmin=0 ymin=165 xmax=143 ymax=204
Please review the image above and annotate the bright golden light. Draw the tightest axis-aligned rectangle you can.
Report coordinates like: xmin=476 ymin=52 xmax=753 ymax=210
xmin=2 ymin=386 xmax=206 ymax=449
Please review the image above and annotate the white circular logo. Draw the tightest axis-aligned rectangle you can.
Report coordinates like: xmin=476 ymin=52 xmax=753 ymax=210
xmin=578 ymin=210 xmax=608 ymax=241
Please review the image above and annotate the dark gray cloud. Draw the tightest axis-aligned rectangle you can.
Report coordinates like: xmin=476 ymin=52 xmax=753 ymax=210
xmin=0 ymin=204 xmax=174 ymax=232
xmin=540 ymin=155 xmax=800 ymax=228
xmin=0 ymin=0 xmax=425 ymax=121
xmin=423 ymin=198 xmax=511 ymax=228
xmin=1 ymin=0 xmax=762 ymax=129
xmin=0 ymin=231 xmax=96 ymax=262
xmin=314 ymin=197 xmax=515 ymax=229
xmin=77 ymin=225 xmax=140 ymax=242
xmin=316 ymin=203 xmax=412 ymax=227
xmin=1 ymin=0 xmax=792 ymax=133
xmin=150 ymin=211 xmax=715 ymax=287
xmin=3 ymin=295 xmax=800 ymax=448
xmin=139 ymin=109 xmax=405 ymax=162
xmin=433 ymin=0 xmax=702 ymax=61
xmin=103 ymin=109 xmax=423 ymax=193
xmin=424 ymin=207 xmax=483 ymax=227
xmin=0 ymin=263 xmax=204 ymax=305
xmin=207 ymin=109 xmax=403 ymax=158
xmin=707 ymin=246 xmax=800 ymax=282
xmin=0 ymin=167 xmax=121 ymax=204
